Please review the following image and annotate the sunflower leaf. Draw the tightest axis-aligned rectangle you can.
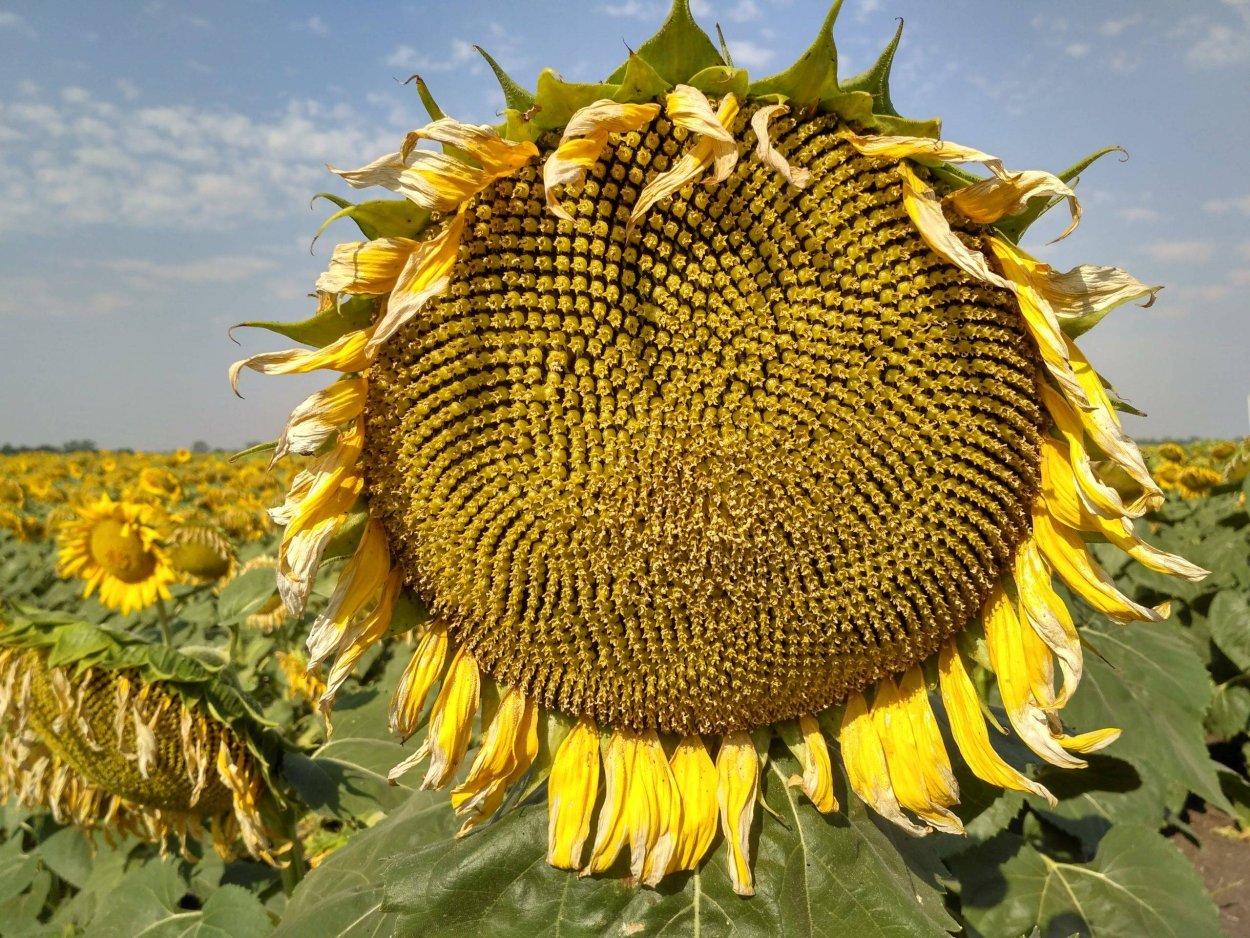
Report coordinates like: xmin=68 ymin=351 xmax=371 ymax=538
xmin=952 ymin=826 xmax=1221 ymax=938
xmin=1208 ymin=589 xmax=1250 ymax=672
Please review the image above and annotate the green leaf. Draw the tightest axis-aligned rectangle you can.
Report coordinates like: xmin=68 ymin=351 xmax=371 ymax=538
xmin=750 ymin=1 xmax=842 ymax=105
xmin=284 ymin=746 xmax=953 ymax=937
xmin=1037 ymin=618 xmax=1229 ymax=841
xmin=1206 ymin=682 xmax=1250 ymax=740
xmin=310 ymin=195 xmax=433 ymax=244
xmin=606 ymin=0 xmax=724 ymax=87
xmin=0 ymin=838 xmax=37 ymax=905
xmin=218 ymin=567 xmax=281 ymax=625
xmin=954 ymin=826 xmax=1221 ymax=938
xmin=230 ymin=295 xmax=377 ymax=349
xmin=35 ymin=826 xmax=93 ymax=890
xmin=82 ymin=862 xmax=273 ymax=938
xmin=1208 ymin=589 xmax=1250 ymax=672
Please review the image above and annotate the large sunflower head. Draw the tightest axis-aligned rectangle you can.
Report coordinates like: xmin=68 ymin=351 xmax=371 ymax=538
xmin=0 ymin=610 xmax=287 ymax=862
xmin=56 ymin=494 xmax=178 ymax=615
xmin=231 ymin=1 xmax=1206 ymax=896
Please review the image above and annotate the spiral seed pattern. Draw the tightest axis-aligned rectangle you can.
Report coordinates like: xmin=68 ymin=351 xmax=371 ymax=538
xmin=363 ymin=109 xmax=1045 ymax=734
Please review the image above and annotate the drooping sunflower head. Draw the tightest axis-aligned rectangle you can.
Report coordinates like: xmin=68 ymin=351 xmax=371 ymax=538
xmin=1177 ymin=464 xmax=1222 ymax=499
xmin=232 ymin=1 xmax=1205 ymax=895
xmin=167 ymin=523 xmax=236 ymax=585
xmin=56 ymin=494 xmax=177 ymax=615
xmin=0 ymin=610 xmax=287 ymax=862
xmin=1156 ymin=442 xmax=1187 ymax=464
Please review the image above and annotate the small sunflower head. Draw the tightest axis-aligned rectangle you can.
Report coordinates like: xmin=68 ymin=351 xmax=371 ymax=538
xmin=1210 ymin=440 xmax=1237 ymax=463
xmin=139 ymin=465 xmax=182 ymax=501
xmin=168 ymin=523 xmax=236 ymax=584
xmin=230 ymin=0 xmax=1202 ymax=897
xmin=0 ymin=611 xmax=288 ymax=862
xmin=1177 ymin=465 xmax=1222 ymax=499
xmin=56 ymin=495 xmax=177 ymax=615
xmin=1156 ymin=442 xmax=1187 ymax=463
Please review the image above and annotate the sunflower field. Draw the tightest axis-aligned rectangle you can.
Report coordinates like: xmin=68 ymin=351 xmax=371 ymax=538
xmin=4 ymin=2 xmax=1250 ymax=936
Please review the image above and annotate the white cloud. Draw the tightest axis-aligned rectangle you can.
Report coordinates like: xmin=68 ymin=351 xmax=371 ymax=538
xmin=727 ymin=37 xmax=774 ymax=70
xmin=599 ymin=1 xmax=666 ymax=19
xmin=1121 ymin=207 xmax=1161 ymax=223
xmin=1099 ymin=15 xmax=1141 ymax=38
xmin=728 ymin=0 xmax=762 ymax=22
xmin=0 ymin=86 xmax=405 ymax=234
xmin=1185 ymin=0 xmax=1250 ymax=67
xmin=1144 ymin=240 xmax=1216 ymax=264
xmin=112 ymin=255 xmax=277 ymax=290
xmin=1203 ymin=193 xmax=1250 ymax=216
xmin=1064 ymin=42 xmax=1091 ymax=58
xmin=298 ymin=15 xmax=329 ymax=37
xmin=384 ymin=39 xmax=476 ymax=72
xmin=0 ymin=10 xmax=36 ymax=38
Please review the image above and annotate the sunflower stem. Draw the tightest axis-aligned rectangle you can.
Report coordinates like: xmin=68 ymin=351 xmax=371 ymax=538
xmin=155 ymin=597 xmax=174 ymax=646
xmin=278 ymin=806 xmax=307 ymax=895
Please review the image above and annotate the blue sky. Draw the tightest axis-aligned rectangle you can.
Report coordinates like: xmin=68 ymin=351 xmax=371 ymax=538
xmin=2 ymin=0 xmax=1248 ymax=449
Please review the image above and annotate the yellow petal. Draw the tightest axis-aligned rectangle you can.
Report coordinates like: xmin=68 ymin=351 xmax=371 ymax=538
xmin=839 ymin=691 xmax=928 ymax=836
xmin=751 ymin=103 xmax=810 ymax=189
xmin=365 ymin=210 xmax=468 ymax=355
xmin=936 ymin=640 xmax=1056 ymax=805
xmin=634 ymin=730 xmax=680 ymax=886
xmin=629 ymin=87 xmax=739 ymax=230
xmin=716 ymin=731 xmax=759 ymax=897
xmin=315 ymin=237 xmax=418 ymax=295
xmin=949 ymin=170 xmax=1080 ymax=241
xmin=271 ymin=378 xmax=366 ymax=466
xmin=547 ymin=715 xmax=600 ymax=870
xmin=1008 ymin=251 xmax=1159 ymax=335
xmin=451 ymin=687 xmax=538 ymax=833
xmin=1066 ymin=340 xmax=1164 ymax=510
xmin=989 ymin=237 xmax=1089 ymax=406
xmin=1038 ymin=385 xmax=1133 ymax=520
xmin=319 ymin=568 xmax=402 ymax=720
xmin=306 ymin=515 xmax=391 ymax=670
xmin=1013 ymin=539 xmax=1082 ymax=709
xmin=389 ymin=622 xmax=449 ymax=741
xmin=420 ymin=645 xmax=481 ymax=789
xmin=785 ymin=714 xmax=837 ymax=813
xmin=333 ymin=118 xmax=537 ymax=213
xmin=872 ymin=675 xmax=963 ymax=835
xmin=229 ymin=328 xmax=372 ymax=396
xmin=843 ymin=132 xmax=1007 ymax=177
xmin=895 ymin=162 xmax=1013 ymax=292
xmin=1032 ymin=504 xmax=1164 ymax=623
xmin=1091 ymin=514 xmax=1209 ymax=582
xmin=583 ymin=729 xmax=632 ymax=876
xmin=543 ymin=100 xmax=661 ymax=222
xmin=667 ymin=735 xmax=718 ymax=872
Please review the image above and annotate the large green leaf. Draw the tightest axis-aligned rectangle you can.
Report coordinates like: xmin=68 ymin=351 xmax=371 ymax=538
xmin=84 ymin=863 xmax=273 ymax=938
xmin=278 ymin=750 xmax=954 ymax=938
xmin=1207 ymin=589 xmax=1250 ymax=672
xmin=953 ymin=826 xmax=1221 ymax=938
xmin=1037 ymin=618 xmax=1228 ymax=840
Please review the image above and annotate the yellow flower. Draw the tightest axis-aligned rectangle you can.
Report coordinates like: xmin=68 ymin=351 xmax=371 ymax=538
xmin=167 ymin=523 xmax=236 ymax=584
xmin=1177 ymin=465 xmax=1222 ymax=499
xmin=1156 ymin=442 xmax=1187 ymax=463
xmin=231 ymin=1 xmax=1202 ymax=896
xmin=56 ymin=494 xmax=177 ymax=615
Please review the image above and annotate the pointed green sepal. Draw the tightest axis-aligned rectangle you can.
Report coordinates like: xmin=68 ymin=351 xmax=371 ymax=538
xmin=500 ymin=108 xmax=543 ymax=143
xmin=606 ymin=0 xmax=724 ymax=86
xmin=407 ymin=75 xmax=446 ymax=122
xmin=749 ymin=0 xmax=843 ymax=106
xmin=687 ymin=65 xmax=750 ymax=100
xmin=995 ymin=145 xmax=1127 ymax=243
xmin=867 ymin=113 xmax=941 ymax=138
xmin=476 ymin=46 xmax=537 ymax=113
xmin=229 ymin=439 xmax=277 ymax=463
xmin=310 ymin=194 xmax=433 ymax=243
xmin=228 ymin=295 xmax=379 ymax=349
xmin=822 ymin=89 xmax=875 ymax=124
xmin=531 ymin=69 xmax=621 ymax=131
xmin=612 ymin=52 xmax=671 ymax=104
xmin=840 ymin=18 xmax=903 ymax=116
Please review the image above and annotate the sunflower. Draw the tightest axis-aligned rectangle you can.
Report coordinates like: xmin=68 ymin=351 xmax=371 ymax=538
xmin=231 ymin=2 xmax=1204 ymax=894
xmin=139 ymin=465 xmax=182 ymax=501
xmin=0 ymin=611 xmax=286 ymax=862
xmin=234 ymin=556 xmax=290 ymax=632
xmin=1156 ymin=442 xmax=1186 ymax=463
xmin=56 ymin=494 xmax=177 ymax=615
xmin=1177 ymin=465 xmax=1222 ymax=499
xmin=167 ymin=523 xmax=237 ymax=585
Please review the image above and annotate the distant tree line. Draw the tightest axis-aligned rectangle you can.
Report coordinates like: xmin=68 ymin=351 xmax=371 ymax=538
xmin=0 ymin=440 xmax=219 ymax=455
